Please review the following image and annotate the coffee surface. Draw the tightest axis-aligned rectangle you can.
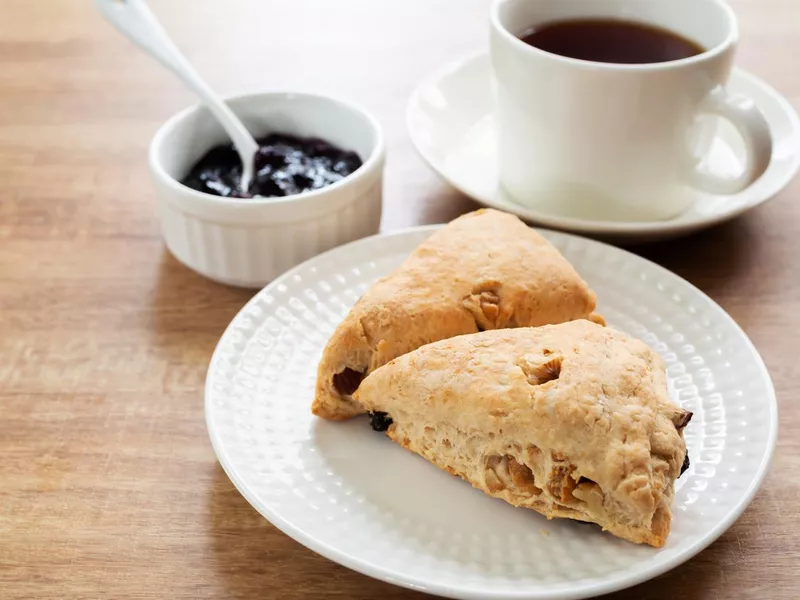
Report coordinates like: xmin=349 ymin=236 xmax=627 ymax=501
xmin=518 ymin=19 xmax=704 ymax=65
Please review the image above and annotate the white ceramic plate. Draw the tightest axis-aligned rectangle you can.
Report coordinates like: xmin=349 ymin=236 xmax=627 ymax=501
xmin=206 ymin=226 xmax=777 ymax=600
xmin=407 ymin=53 xmax=800 ymax=243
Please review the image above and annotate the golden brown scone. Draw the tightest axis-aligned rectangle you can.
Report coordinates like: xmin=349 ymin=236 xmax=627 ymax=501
xmin=313 ymin=208 xmax=602 ymax=420
xmin=353 ymin=320 xmax=691 ymax=547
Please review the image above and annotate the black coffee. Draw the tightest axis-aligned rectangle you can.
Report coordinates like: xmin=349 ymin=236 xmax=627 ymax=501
xmin=518 ymin=19 xmax=704 ymax=65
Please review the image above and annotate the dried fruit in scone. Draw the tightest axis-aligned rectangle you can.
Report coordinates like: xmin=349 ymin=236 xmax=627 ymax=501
xmin=353 ymin=320 xmax=691 ymax=547
xmin=312 ymin=208 xmax=603 ymax=420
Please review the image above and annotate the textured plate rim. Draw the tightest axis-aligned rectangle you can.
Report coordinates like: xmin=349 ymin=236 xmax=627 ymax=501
xmin=205 ymin=225 xmax=778 ymax=600
xmin=406 ymin=51 xmax=800 ymax=237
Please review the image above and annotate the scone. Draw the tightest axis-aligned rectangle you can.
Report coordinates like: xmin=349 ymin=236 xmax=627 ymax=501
xmin=313 ymin=208 xmax=603 ymax=420
xmin=353 ymin=320 xmax=691 ymax=547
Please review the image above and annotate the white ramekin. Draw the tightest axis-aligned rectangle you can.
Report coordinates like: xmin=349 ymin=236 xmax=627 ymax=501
xmin=149 ymin=92 xmax=385 ymax=288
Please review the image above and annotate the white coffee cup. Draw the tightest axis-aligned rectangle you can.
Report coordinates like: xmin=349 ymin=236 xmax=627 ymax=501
xmin=490 ymin=0 xmax=773 ymax=222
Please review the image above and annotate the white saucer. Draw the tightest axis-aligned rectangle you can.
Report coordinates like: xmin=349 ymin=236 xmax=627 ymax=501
xmin=206 ymin=226 xmax=776 ymax=600
xmin=407 ymin=53 xmax=800 ymax=242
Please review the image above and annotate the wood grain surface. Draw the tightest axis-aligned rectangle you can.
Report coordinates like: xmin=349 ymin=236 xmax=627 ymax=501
xmin=1 ymin=1 xmax=798 ymax=598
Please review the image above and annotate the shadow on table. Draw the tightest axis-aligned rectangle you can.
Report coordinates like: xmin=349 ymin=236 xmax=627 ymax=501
xmin=142 ymin=248 xmax=255 ymax=364
xmin=414 ymin=184 xmax=483 ymax=226
xmin=632 ymin=214 xmax=764 ymax=299
xmin=148 ymin=247 xmax=255 ymax=330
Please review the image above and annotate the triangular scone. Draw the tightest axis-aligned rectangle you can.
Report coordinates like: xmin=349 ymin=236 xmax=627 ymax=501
xmin=313 ymin=208 xmax=603 ymax=420
xmin=353 ymin=320 xmax=691 ymax=547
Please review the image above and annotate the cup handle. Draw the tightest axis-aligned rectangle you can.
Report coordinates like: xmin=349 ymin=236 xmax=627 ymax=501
xmin=686 ymin=86 xmax=773 ymax=195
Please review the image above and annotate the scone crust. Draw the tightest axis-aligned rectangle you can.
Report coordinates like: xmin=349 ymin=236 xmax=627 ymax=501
xmin=354 ymin=320 xmax=689 ymax=547
xmin=313 ymin=208 xmax=601 ymax=420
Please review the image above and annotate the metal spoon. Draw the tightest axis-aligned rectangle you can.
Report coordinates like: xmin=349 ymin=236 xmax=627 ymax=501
xmin=96 ymin=0 xmax=259 ymax=192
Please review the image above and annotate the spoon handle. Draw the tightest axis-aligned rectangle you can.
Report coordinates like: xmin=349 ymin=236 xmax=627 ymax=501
xmin=96 ymin=0 xmax=259 ymax=188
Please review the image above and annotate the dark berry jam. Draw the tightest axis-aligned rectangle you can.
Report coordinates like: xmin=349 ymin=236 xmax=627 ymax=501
xmin=181 ymin=133 xmax=362 ymax=199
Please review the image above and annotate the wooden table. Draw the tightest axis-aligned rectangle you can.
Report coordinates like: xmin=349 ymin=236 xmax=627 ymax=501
xmin=2 ymin=1 xmax=798 ymax=598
